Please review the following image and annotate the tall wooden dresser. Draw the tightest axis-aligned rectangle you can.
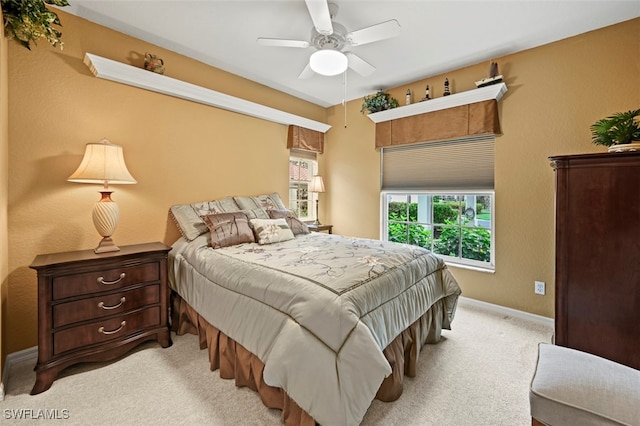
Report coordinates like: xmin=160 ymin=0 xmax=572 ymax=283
xmin=550 ymin=151 xmax=640 ymax=370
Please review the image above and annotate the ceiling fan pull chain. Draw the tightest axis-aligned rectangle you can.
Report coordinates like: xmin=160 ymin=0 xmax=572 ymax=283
xmin=343 ymin=71 xmax=348 ymax=128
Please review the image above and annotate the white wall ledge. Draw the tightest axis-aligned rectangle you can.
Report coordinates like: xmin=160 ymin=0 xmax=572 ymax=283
xmin=83 ymin=53 xmax=331 ymax=133
xmin=367 ymin=82 xmax=508 ymax=123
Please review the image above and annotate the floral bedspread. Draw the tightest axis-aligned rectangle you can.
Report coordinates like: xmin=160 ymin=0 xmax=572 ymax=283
xmin=169 ymin=232 xmax=460 ymax=426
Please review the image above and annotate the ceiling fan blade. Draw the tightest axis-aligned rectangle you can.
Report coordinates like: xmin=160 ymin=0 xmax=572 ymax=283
xmin=345 ymin=52 xmax=376 ymax=76
xmin=347 ymin=19 xmax=401 ymax=46
xmin=257 ymin=38 xmax=310 ymax=48
xmin=304 ymin=0 xmax=333 ymax=35
xmin=298 ymin=63 xmax=315 ymax=79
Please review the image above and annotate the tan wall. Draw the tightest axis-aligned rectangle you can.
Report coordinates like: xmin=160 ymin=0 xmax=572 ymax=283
xmin=6 ymin=11 xmax=326 ymax=354
xmin=325 ymin=18 xmax=640 ymax=318
xmin=1 ymin=10 xmax=9 ymax=372
xmin=4 ymin=11 xmax=638 ymax=357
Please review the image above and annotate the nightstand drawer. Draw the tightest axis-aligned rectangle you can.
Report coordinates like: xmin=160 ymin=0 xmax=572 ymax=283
xmin=52 ymin=262 xmax=160 ymax=300
xmin=53 ymin=305 xmax=161 ymax=356
xmin=52 ymin=284 xmax=160 ymax=328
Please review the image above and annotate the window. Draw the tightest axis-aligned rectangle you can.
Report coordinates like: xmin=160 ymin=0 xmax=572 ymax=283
xmin=289 ymin=152 xmax=317 ymax=220
xmin=382 ymin=192 xmax=494 ymax=270
xmin=381 ymin=136 xmax=495 ymax=271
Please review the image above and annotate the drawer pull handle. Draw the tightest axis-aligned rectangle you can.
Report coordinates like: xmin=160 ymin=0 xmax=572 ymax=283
xmin=98 ymin=321 xmax=126 ymax=335
xmin=97 ymin=273 xmax=126 ymax=286
xmin=98 ymin=297 xmax=126 ymax=310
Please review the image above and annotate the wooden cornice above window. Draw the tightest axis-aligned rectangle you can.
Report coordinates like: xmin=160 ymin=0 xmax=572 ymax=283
xmin=370 ymin=83 xmax=507 ymax=148
xmin=287 ymin=125 xmax=324 ymax=153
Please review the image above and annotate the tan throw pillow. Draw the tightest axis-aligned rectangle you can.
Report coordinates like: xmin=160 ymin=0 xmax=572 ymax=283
xmin=250 ymin=218 xmax=295 ymax=245
xmin=169 ymin=197 xmax=240 ymax=241
xmin=202 ymin=212 xmax=255 ymax=248
xmin=267 ymin=209 xmax=309 ymax=236
xmin=234 ymin=193 xmax=287 ymax=213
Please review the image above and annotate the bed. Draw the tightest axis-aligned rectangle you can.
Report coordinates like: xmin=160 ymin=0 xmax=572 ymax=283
xmin=167 ymin=193 xmax=461 ymax=426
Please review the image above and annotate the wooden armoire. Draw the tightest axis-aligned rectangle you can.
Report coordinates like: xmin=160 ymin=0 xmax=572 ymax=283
xmin=550 ymin=151 xmax=640 ymax=370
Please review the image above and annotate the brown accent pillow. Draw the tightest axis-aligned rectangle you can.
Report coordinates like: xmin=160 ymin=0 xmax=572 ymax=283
xmin=202 ymin=212 xmax=255 ymax=248
xmin=267 ymin=209 xmax=309 ymax=236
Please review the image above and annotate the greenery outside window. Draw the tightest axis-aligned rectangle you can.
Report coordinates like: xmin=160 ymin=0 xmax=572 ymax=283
xmin=382 ymin=191 xmax=495 ymax=271
xmin=289 ymin=156 xmax=317 ymax=220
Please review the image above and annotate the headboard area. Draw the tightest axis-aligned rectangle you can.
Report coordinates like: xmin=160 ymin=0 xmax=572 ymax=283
xmin=168 ymin=193 xmax=288 ymax=242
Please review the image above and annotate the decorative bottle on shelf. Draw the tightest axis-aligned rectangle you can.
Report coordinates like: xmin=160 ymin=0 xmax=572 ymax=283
xmin=443 ymin=78 xmax=451 ymax=96
xmin=490 ymin=61 xmax=498 ymax=78
xmin=405 ymin=89 xmax=412 ymax=105
xmin=425 ymin=84 xmax=430 ymax=100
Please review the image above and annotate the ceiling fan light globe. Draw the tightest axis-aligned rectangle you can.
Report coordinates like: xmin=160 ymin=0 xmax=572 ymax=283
xmin=310 ymin=50 xmax=348 ymax=76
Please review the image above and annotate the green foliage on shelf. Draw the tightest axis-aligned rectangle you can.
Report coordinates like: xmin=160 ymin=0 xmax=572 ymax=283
xmin=360 ymin=90 xmax=399 ymax=114
xmin=1 ymin=0 xmax=69 ymax=50
xmin=590 ymin=109 xmax=640 ymax=147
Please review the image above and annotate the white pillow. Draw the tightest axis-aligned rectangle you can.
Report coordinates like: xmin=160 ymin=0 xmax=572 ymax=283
xmin=250 ymin=218 xmax=295 ymax=245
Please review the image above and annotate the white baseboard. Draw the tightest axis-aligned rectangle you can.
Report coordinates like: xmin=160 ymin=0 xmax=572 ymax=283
xmin=1 ymin=345 xmax=38 ymax=399
xmin=458 ymin=296 xmax=554 ymax=328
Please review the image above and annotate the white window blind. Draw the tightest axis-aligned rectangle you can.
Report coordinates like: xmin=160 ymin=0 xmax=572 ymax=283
xmin=381 ymin=135 xmax=495 ymax=190
xmin=291 ymin=148 xmax=317 ymax=161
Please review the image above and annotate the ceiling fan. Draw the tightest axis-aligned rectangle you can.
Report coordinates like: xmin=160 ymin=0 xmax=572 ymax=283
xmin=257 ymin=0 xmax=401 ymax=78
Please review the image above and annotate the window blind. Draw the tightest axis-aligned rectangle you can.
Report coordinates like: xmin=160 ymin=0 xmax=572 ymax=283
xmin=290 ymin=148 xmax=317 ymax=161
xmin=381 ymin=135 xmax=494 ymax=190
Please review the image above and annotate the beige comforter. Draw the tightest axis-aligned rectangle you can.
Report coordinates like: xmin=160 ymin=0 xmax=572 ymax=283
xmin=169 ymin=232 xmax=460 ymax=425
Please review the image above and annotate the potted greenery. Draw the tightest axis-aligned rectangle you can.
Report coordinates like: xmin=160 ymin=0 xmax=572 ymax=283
xmin=361 ymin=90 xmax=399 ymax=114
xmin=590 ymin=109 xmax=640 ymax=152
xmin=1 ymin=0 xmax=69 ymax=50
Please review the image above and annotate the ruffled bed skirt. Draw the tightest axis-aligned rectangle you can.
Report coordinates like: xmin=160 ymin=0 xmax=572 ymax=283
xmin=171 ymin=291 xmax=448 ymax=425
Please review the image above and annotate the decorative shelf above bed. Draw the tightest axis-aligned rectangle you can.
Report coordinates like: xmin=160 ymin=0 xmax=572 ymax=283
xmin=83 ymin=53 xmax=331 ymax=133
xmin=367 ymin=83 xmax=508 ymax=123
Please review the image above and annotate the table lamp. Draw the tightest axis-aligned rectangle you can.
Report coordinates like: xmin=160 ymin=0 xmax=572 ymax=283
xmin=308 ymin=175 xmax=325 ymax=226
xmin=68 ymin=138 xmax=136 ymax=253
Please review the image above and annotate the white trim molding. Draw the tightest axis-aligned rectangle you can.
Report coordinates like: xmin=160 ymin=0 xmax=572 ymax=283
xmin=458 ymin=296 xmax=554 ymax=328
xmin=367 ymin=83 xmax=507 ymax=124
xmin=83 ymin=53 xmax=331 ymax=133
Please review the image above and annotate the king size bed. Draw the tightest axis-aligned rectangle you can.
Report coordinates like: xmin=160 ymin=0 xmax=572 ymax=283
xmin=167 ymin=193 xmax=461 ymax=426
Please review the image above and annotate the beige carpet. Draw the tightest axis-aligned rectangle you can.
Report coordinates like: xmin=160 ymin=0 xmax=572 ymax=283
xmin=1 ymin=300 xmax=552 ymax=425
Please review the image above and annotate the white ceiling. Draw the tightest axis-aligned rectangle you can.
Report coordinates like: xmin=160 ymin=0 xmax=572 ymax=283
xmin=65 ymin=1 xmax=640 ymax=108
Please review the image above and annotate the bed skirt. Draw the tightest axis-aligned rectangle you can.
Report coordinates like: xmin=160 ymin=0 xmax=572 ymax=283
xmin=170 ymin=291 xmax=448 ymax=425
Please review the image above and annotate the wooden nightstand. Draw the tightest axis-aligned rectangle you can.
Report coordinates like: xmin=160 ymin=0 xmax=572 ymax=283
xmin=307 ymin=224 xmax=333 ymax=234
xmin=29 ymin=242 xmax=172 ymax=395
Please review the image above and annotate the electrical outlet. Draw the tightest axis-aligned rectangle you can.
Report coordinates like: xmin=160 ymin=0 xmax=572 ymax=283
xmin=535 ymin=281 xmax=546 ymax=295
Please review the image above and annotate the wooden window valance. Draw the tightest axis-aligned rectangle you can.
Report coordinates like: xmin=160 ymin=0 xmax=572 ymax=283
xmin=287 ymin=125 xmax=324 ymax=153
xmin=375 ymin=99 xmax=501 ymax=148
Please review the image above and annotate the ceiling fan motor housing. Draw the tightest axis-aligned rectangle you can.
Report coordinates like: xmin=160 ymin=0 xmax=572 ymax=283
xmin=311 ymin=21 xmax=347 ymax=51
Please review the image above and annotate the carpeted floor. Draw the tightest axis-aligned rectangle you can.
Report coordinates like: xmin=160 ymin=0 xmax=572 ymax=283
xmin=1 ymin=300 xmax=552 ymax=425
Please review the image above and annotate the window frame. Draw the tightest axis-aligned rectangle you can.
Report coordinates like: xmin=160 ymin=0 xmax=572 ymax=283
xmin=289 ymin=155 xmax=318 ymax=221
xmin=381 ymin=189 xmax=495 ymax=272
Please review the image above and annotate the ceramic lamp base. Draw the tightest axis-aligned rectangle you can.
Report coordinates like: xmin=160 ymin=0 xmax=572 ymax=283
xmin=92 ymin=191 xmax=120 ymax=253
xmin=95 ymin=237 xmax=119 ymax=253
